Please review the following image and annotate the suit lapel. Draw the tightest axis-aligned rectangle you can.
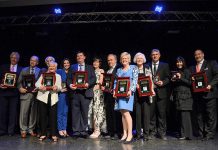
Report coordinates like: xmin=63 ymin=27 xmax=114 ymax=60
xmin=85 ymin=64 xmax=88 ymax=71
xmin=35 ymin=67 xmax=40 ymax=79
xmin=156 ymin=62 xmax=161 ymax=75
xmin=200 ymin=60 xmax=207 ymax=72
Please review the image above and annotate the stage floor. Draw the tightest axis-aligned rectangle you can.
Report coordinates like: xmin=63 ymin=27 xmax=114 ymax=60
xmin=0 ymin=135 xmax=218 ymax=150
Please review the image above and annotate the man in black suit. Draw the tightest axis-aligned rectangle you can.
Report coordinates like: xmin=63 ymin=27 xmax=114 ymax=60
xmin=148 ymin=49 xmax=170 ymax=140
xmin=190 ymin=49 xmax=218 ymax=140
xmin=67 ymin=51 xmax=96 ymax=138
xmin=101 ymin=54 xmax=122 ymax=139
xmin=0 ymin=52 xmax=23 ymax=136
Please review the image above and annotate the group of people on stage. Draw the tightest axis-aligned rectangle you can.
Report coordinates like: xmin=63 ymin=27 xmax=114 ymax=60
xmin=0 ymin=49 xmax=218 ymax=143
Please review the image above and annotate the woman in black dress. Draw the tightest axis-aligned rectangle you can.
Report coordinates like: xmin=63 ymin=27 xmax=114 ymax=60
xmin=171 ymin=56 xmax=193 ymax=140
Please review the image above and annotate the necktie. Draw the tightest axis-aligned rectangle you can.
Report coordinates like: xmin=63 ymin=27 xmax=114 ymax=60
xmin=153 ymin=63 xmax=157 ymax=75
xmin=79 ymin=64 xmax=83 ymax=71
xmin=196 ymin=63 xmax=201 ymax=72
xmin=11 ymin=65 xmax=15 ymax=72
xmin=30 ymin=68 xmax=34 ymax=74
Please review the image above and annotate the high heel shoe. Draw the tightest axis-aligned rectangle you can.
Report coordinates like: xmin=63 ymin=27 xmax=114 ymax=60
xmin=118 ymin=137 xmax=127 ymax=143
xmin=123 ymin=137 xmax=134 ymax=144
xmin=39 ymin=136 xmax=46 ymax=141
xmin=89 ymin=130 xmax=100 ymax=139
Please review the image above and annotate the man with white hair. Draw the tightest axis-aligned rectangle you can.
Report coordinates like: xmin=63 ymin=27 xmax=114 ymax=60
xmin=0 ymin=52 xmax=23 ymax=136
xmin=17 ymin=56 xmax=41 ymax=138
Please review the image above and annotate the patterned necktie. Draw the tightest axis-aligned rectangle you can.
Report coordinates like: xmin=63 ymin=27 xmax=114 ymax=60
xmin=30 ymin=68 xmax=34 ymax=74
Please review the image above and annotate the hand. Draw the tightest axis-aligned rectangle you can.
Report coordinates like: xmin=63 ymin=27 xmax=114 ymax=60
xmin=191 ymin=77 xmax=195 ymax=81
xmin=19 ymin=87 xmax=27 ymax=94
xmin=32 ymin=88 xmax=38 ymax=93
xmin=127 ymin=90 xmax=132 ymax=98
xmin=206 ymin=85 xmax=212 ymax=90
xmin=176 ymin=73 xmax=181 ymax=79
xmin=151 ymin=90 xmax=156 ymax=96
xmin=156 ymin=80 xmax=163 ymax=86
xmin=113 ymin=91 xmax=117 ymax=99
xmin=52 ymin=85 xmax=58 ymax=91
xmin=94 ymin=84 xmax=100 ymax=91
xmin=85 ymin=83 xmax=89 ymax=88
xmin=136 ymin=84 xmax=139 ymax=89
xmin=61 ymin=88 xmax=67 ymax=92
xmin=171 ymin=76 xmax=176 ymax=82
xmin=70 ymin=84 xmax=77 ymax=90
xmin=101 ymin=86 xmax=105 ymax=91
xmin=0 ymin=84 xmax=7 ymax=89
xmin=39 ymin=85 xmax=46 ymax=91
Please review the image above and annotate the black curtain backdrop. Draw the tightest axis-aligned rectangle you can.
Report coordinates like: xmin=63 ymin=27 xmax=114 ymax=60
xmin=0 ymin=22 xmax=218 ymax=69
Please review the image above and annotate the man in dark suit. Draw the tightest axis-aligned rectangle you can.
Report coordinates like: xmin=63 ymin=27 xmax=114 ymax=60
xmin=190 ymin=49 xmax=218 ymax=140
xmin=0 ymin=52 xmax=23 ymax=136
xmin=148 ymin=49 xmax=170 ymax=140
xmin=17 ymin=56 xmax=41 ymax=138
xmin=67 ymin=51 xmax=96 ymax=138
xmin=101 ymin=54 xmax=122 ymax=139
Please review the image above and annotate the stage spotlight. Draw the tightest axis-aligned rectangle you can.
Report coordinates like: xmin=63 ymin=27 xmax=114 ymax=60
xmin=54 ymin=8 xmax=62 ymax=14
xmin=154 ymin=5 xmax=163 ymax=13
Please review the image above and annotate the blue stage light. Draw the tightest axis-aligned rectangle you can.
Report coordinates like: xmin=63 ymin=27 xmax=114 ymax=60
xmin=154 ymin=5 xmax=163 ymax=13
xmin=54 ymin=8 xmax=62 ymax=14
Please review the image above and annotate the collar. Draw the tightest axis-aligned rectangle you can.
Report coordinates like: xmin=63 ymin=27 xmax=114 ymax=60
xmin=78 ymin=63 xmax=85 ymax=66
xmin=152 ymin=61 xmax=159 ymax=65
xmin=197 ymin=59 xmax=204 ymax=65
xmin=110 ymin=64 xmax=116 ymax=70
xmin=10 ymin=64 xmax=17 ymax=67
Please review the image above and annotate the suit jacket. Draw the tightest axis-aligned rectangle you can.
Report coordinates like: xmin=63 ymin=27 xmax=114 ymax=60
xmin=0 ymin=64 xmax=22 ymax=96
xmin=17 ymin=66 xmax=41 ymax=100
xmin=190 ymin=60 xmax=218 ymax=99
xmin=67 ymin=64 xmax=96 ymax=98
xmin=148 ymin=61 xmax=170 ymax=99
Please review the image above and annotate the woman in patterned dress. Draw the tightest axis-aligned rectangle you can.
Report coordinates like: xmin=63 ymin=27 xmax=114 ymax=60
xmin=89 ymin=57 xmax=106 ymax=138
xmin=113 ymin=52 xmax=138 ymax=144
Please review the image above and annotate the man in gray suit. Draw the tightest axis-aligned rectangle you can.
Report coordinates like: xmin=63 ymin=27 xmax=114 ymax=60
xmin=17 ymin=56 xmax=41 ymax=138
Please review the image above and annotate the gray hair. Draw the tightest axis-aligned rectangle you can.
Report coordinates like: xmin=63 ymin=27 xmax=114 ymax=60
xmin=107 ymin=53 xmax=117 ymax=62
xmin=45 ymin=56 xmax=55 ymax=63
xmin=150 ymin=49 xmax=161 ymax=55
xmin=10 ymin=52 xmax=20 ymax=60
xmin=120 ymin=52 xmax=131 ymax=63
xmin=30 ymin=55 xmax=39 ymax=62
xmin=133 ymin=52 xmax=146 ymax=63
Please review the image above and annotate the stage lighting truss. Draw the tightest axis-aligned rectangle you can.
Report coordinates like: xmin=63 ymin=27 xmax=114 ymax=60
xmin=0 ymin=11 xmax=218 ymax=26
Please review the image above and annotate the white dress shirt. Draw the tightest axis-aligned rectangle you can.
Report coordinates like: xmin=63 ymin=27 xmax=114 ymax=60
xmin=152 ymin=61 xmax=159 ymax=75
xmin=78 ymin=63 xmax=85 ymax=71
xmin=35 ymin=73 xmax=62 ymax=106
xmin=197 ymin=59 xmax=204 ymax=70
xmin=107 ymin=64 xmax=116 ymax=74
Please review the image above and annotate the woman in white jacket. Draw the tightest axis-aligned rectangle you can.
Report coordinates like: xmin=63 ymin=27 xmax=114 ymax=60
xmin=35 ymin=61 xmax=62 ymax=142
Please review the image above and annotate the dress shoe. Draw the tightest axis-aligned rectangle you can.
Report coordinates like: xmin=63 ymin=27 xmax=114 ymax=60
xmin=178 ymin=137 xmax=186 ymax=140
xmin=29 ymin=132 xmax=37 ymax=137
xmin=8 ymin=133 xmax=14 ymax=136
xmin=201 ymin=136 xmax=214 ymax=141
xmin=123 ymin=138 xmax=134 ymax=144
xmin=159 ymin=135 xmax=167 ymax=140
xmin=21 ymin=132 xmax=27 ymax=138
xmin=111 ymin=134 xmax=119 ymax=140
xmin=147 ymin=135 xmax=155 ymax=140
xmin=118 ymin=137 xmax=127 ymax=143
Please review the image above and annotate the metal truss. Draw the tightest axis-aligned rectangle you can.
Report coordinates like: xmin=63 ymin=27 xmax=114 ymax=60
xmin=0 ymin=11 xmax=218 ymax=26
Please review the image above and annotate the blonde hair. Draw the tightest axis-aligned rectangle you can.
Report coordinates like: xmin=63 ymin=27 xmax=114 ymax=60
xmin=133 ymin=52 xmax=146 ymax=63
xmin=45 ymin=56 xmax=55 ymax=63
xmin=10 ymin=52 xmax=20 ymax=60
xmin=120 ymin=52 xmax=131 ymax=63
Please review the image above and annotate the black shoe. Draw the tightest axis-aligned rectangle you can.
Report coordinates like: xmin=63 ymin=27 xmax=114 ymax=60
xmin=178 ymin=137 xmax=186 ymax=140
xmin=118 ymin=138 xmax=127 ymax=143
xmin=123 ymin=138 xmax=134 ymax=144
xmin=201 ymin=136 xmax=214 ymax=141
xmin=148 ymin=135 xmax=155 ymax=140
xmin=160 ymin=135 xmax=167 ymax=140
xmin=111 ymin=134 xmax=119 ymax=140
xmin=135 ymin=135 xmax=141 ymax=141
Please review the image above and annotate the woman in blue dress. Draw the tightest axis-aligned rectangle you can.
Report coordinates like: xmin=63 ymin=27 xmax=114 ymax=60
xmin=113 ymin=52 xmax=138 ymax=144
xmin=56 ymin=58 xmax=71 ymax=138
